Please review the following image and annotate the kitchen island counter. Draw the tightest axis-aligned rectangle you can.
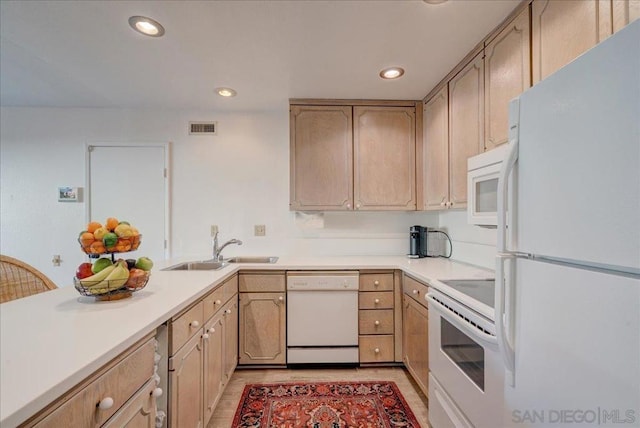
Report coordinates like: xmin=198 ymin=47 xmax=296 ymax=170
xmin=0 ymin=255 xmax=491 ymax=426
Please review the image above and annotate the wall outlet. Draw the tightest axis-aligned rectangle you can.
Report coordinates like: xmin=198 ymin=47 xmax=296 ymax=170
xmin=210 ymin=225 xmax=218 ymax=236
xmin=52 ymin=255 xmax=61 ymax=266
xmin=254 ymin=225 xmax=266 ymax=236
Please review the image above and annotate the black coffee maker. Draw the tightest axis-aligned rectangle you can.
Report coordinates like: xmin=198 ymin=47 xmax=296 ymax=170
xmin=409 ymin=225 xmax=428 ymax=258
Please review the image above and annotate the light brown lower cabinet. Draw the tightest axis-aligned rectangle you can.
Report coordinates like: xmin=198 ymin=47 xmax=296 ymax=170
xmin=203 ymin=311 xmax=224 ymax=424
xmin=222 ymin=298 xmax=239 ymax=382
xmin=25 ymin=334 xmax=157 ymax=428
xmin=168 ymin=275 xmax=238 ymax=428
xmin=402 ymin=274 xmax=430 ymax=398
xmin=103 ymin=379 xmax=159 ymax=428
xmin=238 ymin=272 xmax=287 ymax=366
xmin=169 ymin=332 xmax=204 ymax=428
xmin=239 ymin=292 xmax=286 ymax=365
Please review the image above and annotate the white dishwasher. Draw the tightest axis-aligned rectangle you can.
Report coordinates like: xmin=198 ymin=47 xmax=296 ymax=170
xmin=287 ymin=271 xmax=359 ymax=364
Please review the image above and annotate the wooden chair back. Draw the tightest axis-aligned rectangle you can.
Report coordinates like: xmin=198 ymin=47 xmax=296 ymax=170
xmin=0 ymin=255 xmax=58 ymax=303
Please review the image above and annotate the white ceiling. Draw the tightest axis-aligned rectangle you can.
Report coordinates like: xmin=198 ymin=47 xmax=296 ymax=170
xmin=0 ymin=0 xmax=520 ymax=112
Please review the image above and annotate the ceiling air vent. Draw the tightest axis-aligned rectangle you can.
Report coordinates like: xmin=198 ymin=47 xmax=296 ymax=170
xmin=189 ymin=121 xmax=217 ymax=135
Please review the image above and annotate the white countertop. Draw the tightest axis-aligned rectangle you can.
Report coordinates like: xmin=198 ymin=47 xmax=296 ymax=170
xmin=0 ymin=255 xmax=492 ymax=426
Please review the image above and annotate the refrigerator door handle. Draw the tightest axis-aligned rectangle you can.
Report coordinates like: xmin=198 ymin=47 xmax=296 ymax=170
xmin=497 ymin=139 xmax=519 ymax=253
xmin=496 ymin=253 xmax=516 ymax=385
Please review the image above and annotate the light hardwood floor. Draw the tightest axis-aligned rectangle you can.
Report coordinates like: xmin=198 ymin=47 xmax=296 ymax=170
xmin=208 ymin=366 xmax=429 ymax=427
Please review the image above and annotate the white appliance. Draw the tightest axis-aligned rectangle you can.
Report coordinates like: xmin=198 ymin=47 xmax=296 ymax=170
xmin=427 ymin=285 xmax=504 ymax=428
xmin=286 ymin=271 xmax=359 ymax=363
xmin=495 ymin=21 xmax=640 ymax=427
xmin=467 ymin=143 xmax=510 ymax=227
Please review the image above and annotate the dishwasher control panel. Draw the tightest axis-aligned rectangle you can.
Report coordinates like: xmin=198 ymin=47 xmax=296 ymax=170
xmin=286 ymin=271 xmax=359 ymax=291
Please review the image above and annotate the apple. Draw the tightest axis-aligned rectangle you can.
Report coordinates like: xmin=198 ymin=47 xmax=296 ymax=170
xmin=126 ymin=268 xmax=147 ymax=289
xmin=92 ymin=257 xmax=113 ymax=274
xmin=76 ymin=262 xmax=93 ymax=279
xmin=135 ymin=257 xmax=154 ymax=271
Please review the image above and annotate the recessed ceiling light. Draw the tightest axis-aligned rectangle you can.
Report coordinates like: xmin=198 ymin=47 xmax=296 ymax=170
xmin=215 ymin=87 xmax=237 ymax=97
xmin=379 ymin=67 xmax=405 ymax=80
xmin=128 ymin=16 xmax=165 ymax=37
xmin=423 ymin=0 xmax=448 ymax=4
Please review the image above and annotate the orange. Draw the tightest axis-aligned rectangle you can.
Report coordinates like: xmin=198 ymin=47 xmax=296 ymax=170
xmin=89 ymin=241 xmax=106 ymax=254
xmin=105 ymin=217 xmax=119 ymax=231
xmin=87 ymin=221 xmax=102 ymax=234
xmin=79 ymin=232 xmax=95 ymax=251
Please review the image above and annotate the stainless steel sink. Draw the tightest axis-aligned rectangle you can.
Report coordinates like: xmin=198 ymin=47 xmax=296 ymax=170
xmin=162 ymin=260 xmax=227 ymax=271
xmin=225 ymin=256 xmax=279 ymax=264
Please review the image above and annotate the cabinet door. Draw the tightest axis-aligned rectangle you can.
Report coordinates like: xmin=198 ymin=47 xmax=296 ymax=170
xmin=353 ymin=106 xmax=416 ymax=210
xmin=103 ymin=379 xmax=157 ymax=428
xmin=449 ymin=52 xmax=484 ymax=208
xmin=169 ymin=333 xmax=204 ymax=428
xmin=423 ymin=86 xmax=450 ymax=210
xmin=532 ymin=0 xmax=612 ymax=84
xmin=203 ymin=313 xmax=224 ymax=426
xmin=613 ymin=0 xmax=640 ymax=32
xmin=290 ymin=105 xmax=353 ymax=210
xmin=239 ymin=292 xmax=286 ymax=365
xmin=222 ymin=297 xmax=238 ymax=384
xmin=402 ymin=295 xmax=429 ymax=397
xmin=485 ymin=7 xmax=531 ymax=150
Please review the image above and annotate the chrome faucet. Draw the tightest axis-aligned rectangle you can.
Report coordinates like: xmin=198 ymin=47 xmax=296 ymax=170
xmin=213 ymin=231 xmax=242 ymax=261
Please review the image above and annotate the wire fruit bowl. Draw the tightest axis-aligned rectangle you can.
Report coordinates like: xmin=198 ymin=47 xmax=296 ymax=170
xmin=73 ymin=271 xmax=150 ymax=301
xmin=78 ymin=235 xmax=142 ymax=256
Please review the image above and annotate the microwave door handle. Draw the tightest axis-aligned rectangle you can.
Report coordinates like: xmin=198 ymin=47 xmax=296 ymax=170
xmin=496 ymin=253 xmax=516 ymax=385
xmin=497 ymin=139 xmax=518 ymax=253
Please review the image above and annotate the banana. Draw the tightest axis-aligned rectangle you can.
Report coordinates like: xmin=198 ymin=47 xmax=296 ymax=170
xmin=95 ymin=260 xmax=129 ymax=293
xmin=79 ymin=264 xmax=116 ymax=287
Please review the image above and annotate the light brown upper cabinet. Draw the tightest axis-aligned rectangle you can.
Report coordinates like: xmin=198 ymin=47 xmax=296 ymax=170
xmin=532 ymin=0 xmax=613 ymax=84
xmin=290 ymin=105 xmax=353 ymax=210
xmin=423 ymin=86 xmax=450 ymax=211
xmin=484 ymin=7 xmax=531 ymax=150
xmin=613 ymin=0 xmax=640 ymax=32
xmin=353 ymin=106 xmax=416 ymax=210
xmin=290 ymin=101 xmax=419 ymax=211
xmin=448 ymin=52 xmax=484 ymax=209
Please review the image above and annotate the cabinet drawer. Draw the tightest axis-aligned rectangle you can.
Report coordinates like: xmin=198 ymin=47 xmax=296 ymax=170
xmin=359 ymin=335 xmax=394 ymax=363
xmin=170 ymin=301 xmax=204 ymax=355
xmin=359 ymin=309 xmax=394 ymax=335
xmin=103 ymin=378 xmax=158 ymax=428
xmin=359 ymin=273 xmax=393 ymax=292
xmin=203 ymin=275 xmax=238 ymax=321
xmin=239 ymin=272 xmax=285 ymax=292
xmin=403 ymin=275 xmax=429 ymax=307
xmin=34 ymin=338 xmax=155 ymax=427
xmin=358 ymin=291 xmax=393 ymax=309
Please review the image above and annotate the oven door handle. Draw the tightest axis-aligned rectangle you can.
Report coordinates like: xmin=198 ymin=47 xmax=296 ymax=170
xmin=427 ymin=294 xmax=498 ymax=346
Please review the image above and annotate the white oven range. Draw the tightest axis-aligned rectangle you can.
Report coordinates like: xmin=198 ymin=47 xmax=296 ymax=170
xmin=427 ymin=282 xmax=504 ymax=428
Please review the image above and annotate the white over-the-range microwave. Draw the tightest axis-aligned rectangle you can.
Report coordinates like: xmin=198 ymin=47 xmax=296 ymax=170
xmin=467 ymin=143 xmax=510 ymax=227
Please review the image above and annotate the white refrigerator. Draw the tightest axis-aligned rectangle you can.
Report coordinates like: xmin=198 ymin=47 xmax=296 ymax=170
xmin=496 ymin=20 xmax=640 ymax=427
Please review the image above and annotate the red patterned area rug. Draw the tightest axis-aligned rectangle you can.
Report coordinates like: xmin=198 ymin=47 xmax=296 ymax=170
xmin=231 ymin=381 xmax=421 ymax=427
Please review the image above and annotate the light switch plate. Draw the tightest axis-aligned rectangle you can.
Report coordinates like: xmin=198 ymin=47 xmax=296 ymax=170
xmin=254 ymin=225 xmax=266 ymax=236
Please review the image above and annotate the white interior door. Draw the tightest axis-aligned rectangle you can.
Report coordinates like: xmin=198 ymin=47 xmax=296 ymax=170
xmin=87 ymin=144 xmax=170 ymax=262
